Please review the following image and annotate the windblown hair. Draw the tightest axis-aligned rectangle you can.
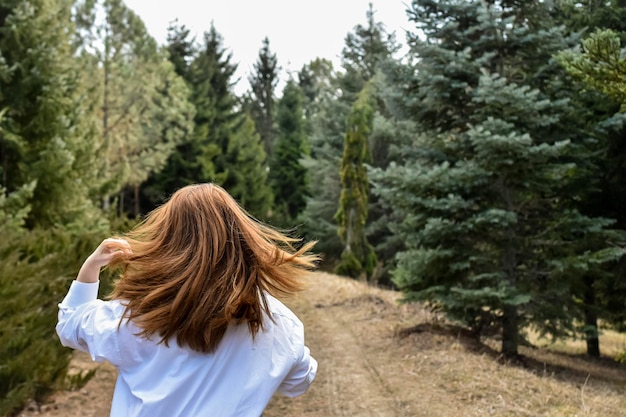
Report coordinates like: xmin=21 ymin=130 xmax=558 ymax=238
xmin=108 ymin=183 xmax=319 ymax=353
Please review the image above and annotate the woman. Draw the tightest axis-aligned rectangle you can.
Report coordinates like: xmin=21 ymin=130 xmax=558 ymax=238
xmin=56 ymin=183 xmax=319 ymax=417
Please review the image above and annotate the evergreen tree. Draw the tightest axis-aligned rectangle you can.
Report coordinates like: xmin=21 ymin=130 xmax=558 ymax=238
xmin=269 ymin=80 xmax=309 ymax=224
xmin=74 ymin=0 xmax=194 ymax=214
xmin=297 ymin=60 xmax=346 ymax=256
xmin=547 ymin=1 xmax=626 ymax=356
xmin=123 ymin=56 xmax=195 ymax=215
xmin=226 ymin=114 xmax=273 ymax=220
xmin=189 ymin=25 xmax=238 ymax=185
xmin=191 ymin=24 xmax=275 ymax=216
xmin=299 ymin=6 xmax=400 ymax=264
xmin=248 ymin=37 xmax=279 ymax=157
xmin=556 ymin=27 xmax=626 ymax=354
xmin=298 ymin=58 xmax=335 ymax=133
xmin=558 ymin=0 xmax=626 ymax=43
xmin=145 ymin=24 xmax=273 ymax=217
xmin=0 ymin=0 xmax=102 ymax=228
xmin=371 ymin=0 xmax=621 ymax=357
xmin=335 ymin=84 xmax=377 ymax=280
xmin=0 ymin=1 xmax=110 ymax=412
xmin=341 ymin=2 xmax=400 ymax=96
xmin=340 ymin=4 xmax=402 ymax=281
xmin=558 ymin=29 xmax=626 ymax=106
xmin=140 ymin=21 xmax=199 ymax=206
xmin=165 ymin=19 xmax=196 ymax=80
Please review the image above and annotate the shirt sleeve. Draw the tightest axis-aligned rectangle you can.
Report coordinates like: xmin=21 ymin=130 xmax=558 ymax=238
xmin=277 ymin=321 xmax=318 ymax=397
xmin=56 ymin=280 xmax=123 ymax=366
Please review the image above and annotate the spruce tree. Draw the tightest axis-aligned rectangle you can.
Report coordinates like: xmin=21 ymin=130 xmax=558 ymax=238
xmin=340 ymin=4 xmax=401 ymax=281
xmin=297 ymin=59 xmax=347 ymax=255
xmin=559 ymin=0 xmax=626 ymax=44
xmin=0 ymin=1 xmax=108 ymax=412
xmin=165 ymin=19 xmax=196 ymax=80
xmin=188 ymin=25 xmax=238 ymax=186
xmin=341 ymin=2 xmax=400 ymax=96
xmin=124 ymin=56 xmax=194 ymax=215
xmin=371 ymin=0 xmax=621 ymax=357
xmin=269 ymin=80 xmax=309 ymax=224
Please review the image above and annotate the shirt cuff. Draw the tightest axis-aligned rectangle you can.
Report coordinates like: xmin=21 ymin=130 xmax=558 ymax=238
xmin=61 ymin=280 xmax=100 ymax=307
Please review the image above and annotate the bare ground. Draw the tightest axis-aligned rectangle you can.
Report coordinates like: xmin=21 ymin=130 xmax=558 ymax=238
xmin=18 ymin=272 xmax=626 ymax=417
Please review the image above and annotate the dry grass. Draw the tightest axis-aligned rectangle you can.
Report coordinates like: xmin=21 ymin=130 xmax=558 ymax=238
xmin=19 ymin=271 xmax=626 ymax=417
xmin=266 ymin=272 xmax=626 ymax=417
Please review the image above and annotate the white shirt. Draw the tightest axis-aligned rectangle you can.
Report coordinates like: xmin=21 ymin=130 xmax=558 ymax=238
xmin=56 ymin=281 xmax=317 ymax=417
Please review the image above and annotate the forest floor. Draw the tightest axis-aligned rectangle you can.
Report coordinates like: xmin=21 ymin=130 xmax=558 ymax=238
xmin=17 ymin=272 xmax=626 ymax=417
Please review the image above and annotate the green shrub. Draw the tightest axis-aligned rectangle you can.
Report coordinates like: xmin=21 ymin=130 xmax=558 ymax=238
xmin=0 ymin=227 xmax=107 ymax=417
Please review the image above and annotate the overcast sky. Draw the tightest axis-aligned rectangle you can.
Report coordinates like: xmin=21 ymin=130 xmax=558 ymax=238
xmin=123 ymin=0 xmax=413 ymax=94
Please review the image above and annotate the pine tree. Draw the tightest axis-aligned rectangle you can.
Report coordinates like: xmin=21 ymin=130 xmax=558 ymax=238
xmin=225 ymin=114 xmax=273 ymax=220
xmin=556 ymin=27 xmax=626 ymax=356
xmin=558 ymin=29 xmax=626 ymax=106
xmin=145 ymin=24 xmax=273 ymax=217
xmin=74 ymin=0 xmax=194 ymax=214
xmin=248 ymin=37 xmax=279 ymax=157
xmin=140 ymin=21 xmax=199 ymax=206
xmin=0 ymin=0 xmax=102 ymax=228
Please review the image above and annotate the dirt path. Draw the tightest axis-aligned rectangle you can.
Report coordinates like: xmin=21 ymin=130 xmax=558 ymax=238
xmin=17 ymin=272 xmax=626 ymax=417
xmin=264 ymin=276 xmax=408 ymax=416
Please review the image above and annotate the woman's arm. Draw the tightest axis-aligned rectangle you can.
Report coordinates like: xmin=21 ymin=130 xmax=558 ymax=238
xmin=55 ymin=238 xmax=131 ymax=364
xmin=76 ymin=238 xmax=131 ymax=283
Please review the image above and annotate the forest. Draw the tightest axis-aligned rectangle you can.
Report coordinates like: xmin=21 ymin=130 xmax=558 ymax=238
xmin=2 ymin=0 xmax=626 ymax=415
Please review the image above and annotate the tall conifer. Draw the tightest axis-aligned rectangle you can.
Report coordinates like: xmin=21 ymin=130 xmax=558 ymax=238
xmin=335 ymin=85 xmax=377 ymax=279
xmin=0 ymin=0 xmax=101 ymax=227
xmin=371 ymin=0 xmax=621 ymax=357
xmin=248 ymin=37 xmax=278 ymax=157
xmin=299 ymin=5 xmax=399 ymax=263
xmin=269 ymin=80 xmax=308 ymax=224
xmin=73 ymin=0 xmax=194 ymax=214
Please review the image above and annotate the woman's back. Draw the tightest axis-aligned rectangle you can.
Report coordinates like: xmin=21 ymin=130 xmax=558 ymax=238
xmin=57 ymin=287 xmax=316 ymax=417
xmin=56 ymin=183 xmax=318 ymax=417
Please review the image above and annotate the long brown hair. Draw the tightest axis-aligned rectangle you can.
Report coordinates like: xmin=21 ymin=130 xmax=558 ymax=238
xmin=108 ymin=183 xmax=319 ymax=353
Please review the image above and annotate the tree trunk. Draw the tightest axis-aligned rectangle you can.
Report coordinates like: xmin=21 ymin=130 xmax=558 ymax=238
xmin=102 ymin=24 xmax=111 ymax=211
xmin=501 ymin=303 xmax=519 ymax=358
xmin=1 ymin=143 xmax=6 ymax=186
xmin=500 ymin=181 xmax=519 ymax=358
xmin=134 ymin=184 xmax=140 ymax=217
xmin=119 ymin=190 xmax=124 ymax=216
xmin=583 ymin=275 xmax=600 ymax=358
